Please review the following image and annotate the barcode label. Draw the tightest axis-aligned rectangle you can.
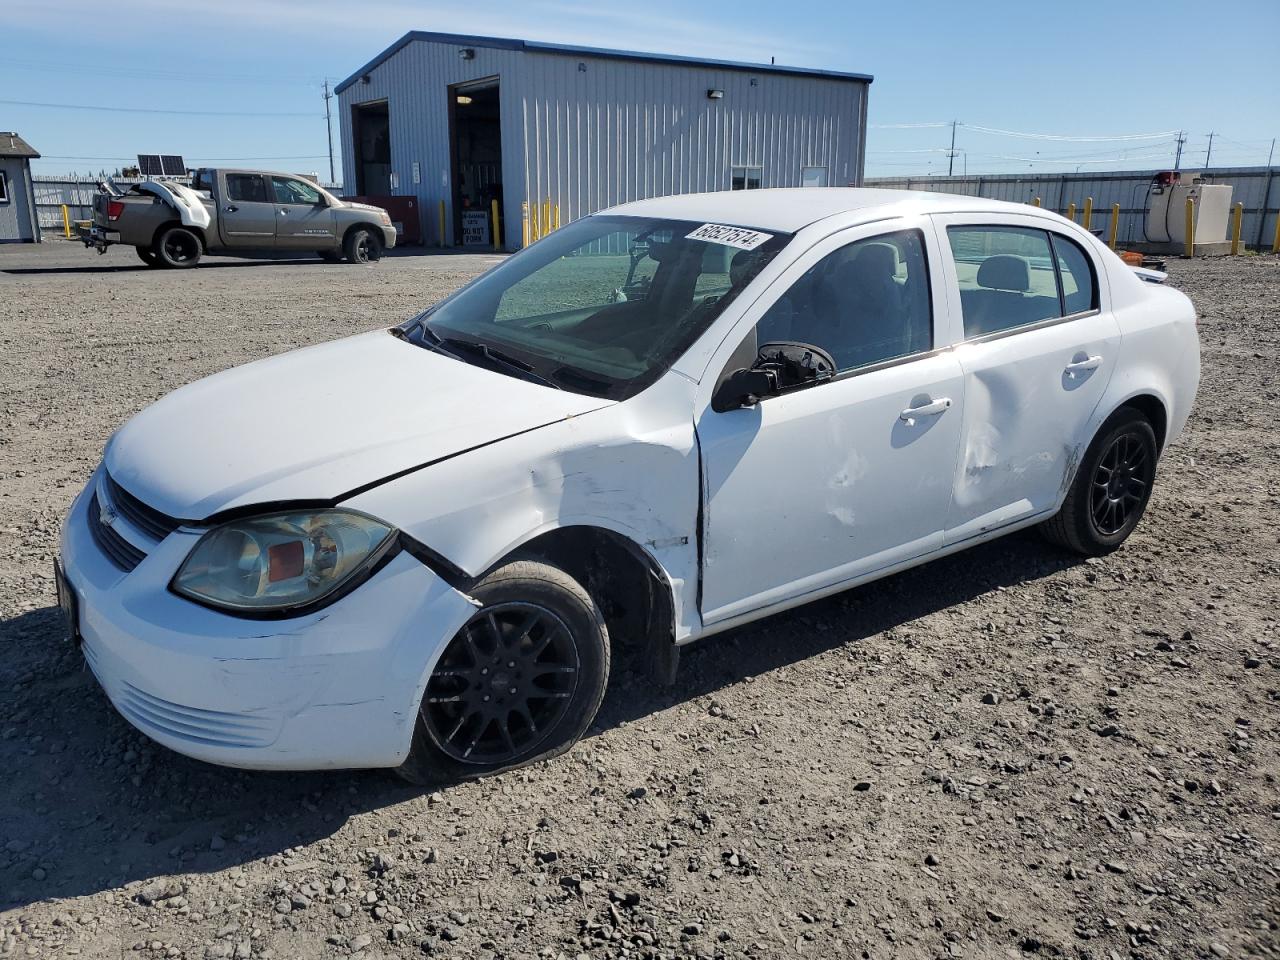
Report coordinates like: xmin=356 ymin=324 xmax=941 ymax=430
xmin=685 ymin=223 xmax=773 ymax=250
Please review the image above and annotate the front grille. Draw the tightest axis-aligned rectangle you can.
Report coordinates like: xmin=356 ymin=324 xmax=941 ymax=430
xmin=105 ymin=474 xmax=182 ymax=541
xmin=88 ymin=493 xmax=147 ymax=571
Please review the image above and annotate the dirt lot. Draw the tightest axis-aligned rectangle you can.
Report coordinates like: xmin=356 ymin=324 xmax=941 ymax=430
xmin=1 ymin=241 xmax=1276 ymax=960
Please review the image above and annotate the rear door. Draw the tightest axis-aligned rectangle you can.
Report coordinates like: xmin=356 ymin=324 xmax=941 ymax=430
xmin=271 ymin=176 xmax=336 ymax=249
xmin=218 ymin=173 xmax=276 ymax=247
xmin=932 ymin=214 xmax=1120 ymax=544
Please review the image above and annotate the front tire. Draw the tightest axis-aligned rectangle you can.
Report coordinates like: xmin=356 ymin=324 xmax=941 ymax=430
xmin=396 ymin=559 xmax=610 ymax=786
xmin=1041 ymin=407 xmax=1158 ymax=555
xmin=153 ymin=225 xmax=202 ymax=268
xmin=343 ymin=226 xmax=383 ymax=264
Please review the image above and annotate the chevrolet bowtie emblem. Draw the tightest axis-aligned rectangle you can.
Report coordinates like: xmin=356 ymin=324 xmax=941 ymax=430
xmin=99 ymin=500 xmax=118 ymax=529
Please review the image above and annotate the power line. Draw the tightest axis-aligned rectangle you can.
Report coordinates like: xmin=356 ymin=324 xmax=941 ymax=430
xmin=0 ymin=98 xmax=320 ymax=118
xmin=1 ymin=58 xmax=317 ymax=84
xmin=962 ymin=123 xmax=1179 ymax=142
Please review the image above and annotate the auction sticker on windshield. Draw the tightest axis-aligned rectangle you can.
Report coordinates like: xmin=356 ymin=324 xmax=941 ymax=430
xmin=685 ymin=223 xmax=773 ymax=250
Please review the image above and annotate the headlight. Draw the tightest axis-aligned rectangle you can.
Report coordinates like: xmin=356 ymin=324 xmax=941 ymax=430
xmin=172 ymin=510 xmax=397 ymax=614
xmin=378 ymin=211 xmax=392 ymax=226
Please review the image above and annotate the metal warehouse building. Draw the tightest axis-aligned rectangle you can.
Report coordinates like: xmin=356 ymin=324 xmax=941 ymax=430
xmin=336 ymin=32 xmax=871 ymax=250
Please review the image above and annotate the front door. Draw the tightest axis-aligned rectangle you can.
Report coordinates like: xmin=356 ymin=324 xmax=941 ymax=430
xmin=933 ymin=217 xmax=1121 ymax=543
xmin=271 ymin=176 xmax=336 ymax=249
xmin=696 ymin=220 xmax=964 ymax=626
xmin=219 ymin=173 xmax=276 ymax=248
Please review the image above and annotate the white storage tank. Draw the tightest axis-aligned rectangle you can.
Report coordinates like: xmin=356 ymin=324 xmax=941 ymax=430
xmin=1146 ymin=172 xmax=1233 ymax=243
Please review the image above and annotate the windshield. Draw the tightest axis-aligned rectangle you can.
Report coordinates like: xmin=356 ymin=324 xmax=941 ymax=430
xmin=403 ymin=215 xmax=791 ymax=399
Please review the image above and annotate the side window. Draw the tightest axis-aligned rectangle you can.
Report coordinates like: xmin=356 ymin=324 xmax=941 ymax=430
xmin=272 ymin=176 xmax=322 ymax=205
xmin=226 ymin=174 xmax=268 ymax=204
xmin=947 ymin=226 xmax=1061 ymax=338
xmin=0 ymin=171 xmax=9 ymax=204
xmin=755 ymin=229 xmax=932 ymax=373
xmin=1050 ymin=233 xmax=1098 ymax=316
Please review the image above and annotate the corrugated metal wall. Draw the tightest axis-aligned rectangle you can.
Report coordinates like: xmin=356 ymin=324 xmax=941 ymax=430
xmin=0 ymin=160 xmax=36 ymax=241
xmin=338 ymin=38 xmax=867 ymax=250
xmin=867 ymin=167 xmax=1280 ymax=249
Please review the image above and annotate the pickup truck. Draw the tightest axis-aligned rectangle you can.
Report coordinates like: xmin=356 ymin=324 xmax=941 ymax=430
xmin=83 ymin=168 xmax=398 ymax=268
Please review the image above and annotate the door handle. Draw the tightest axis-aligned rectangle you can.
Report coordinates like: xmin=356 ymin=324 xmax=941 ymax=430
xmin=224 ymin=205 xmax=238 ymax=213
xmin=1064 ymin=355 xmax=1103 ymax=378
xmin=278 ymin=209 xmax=288 ymax=216
xmin=899 ymin=397 xmax=952 ymax=425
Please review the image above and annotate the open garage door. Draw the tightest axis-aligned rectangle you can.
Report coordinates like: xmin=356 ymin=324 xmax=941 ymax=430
xmin=352 ymin=100 xmax=391 ymax=195
xmin=449 ymin=78 xmax=503 ymax=247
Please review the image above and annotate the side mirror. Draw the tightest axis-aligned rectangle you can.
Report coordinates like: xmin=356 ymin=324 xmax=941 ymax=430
xmin=711 ymin=367 xmax=777 ymax=412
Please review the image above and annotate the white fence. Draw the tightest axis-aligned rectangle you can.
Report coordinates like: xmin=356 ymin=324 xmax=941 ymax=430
xmin=866 ymin=166 xmax=1280 ymax=249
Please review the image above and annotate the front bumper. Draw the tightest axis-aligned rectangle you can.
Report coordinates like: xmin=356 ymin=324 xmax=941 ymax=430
xmin=59 ymin=471 xmax=475 ymax=770
xmin=380 ymin=225 xmax=398 ymax=249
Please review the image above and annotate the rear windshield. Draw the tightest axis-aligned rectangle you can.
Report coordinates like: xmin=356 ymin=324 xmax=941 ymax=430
xmin=405 ymin=215 xmax=791 ymax=399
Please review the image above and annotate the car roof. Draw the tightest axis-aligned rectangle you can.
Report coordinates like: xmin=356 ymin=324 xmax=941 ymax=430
xmin=604 ymin=187 xmax=1042 ymax=234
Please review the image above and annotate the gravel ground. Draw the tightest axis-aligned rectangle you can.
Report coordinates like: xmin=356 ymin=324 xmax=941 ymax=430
xmin=0 ymin=241 xmax=1276 ymax=960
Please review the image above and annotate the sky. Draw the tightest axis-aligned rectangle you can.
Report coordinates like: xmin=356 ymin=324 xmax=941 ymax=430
xmin=4 ymin=0 xmax=1278 ymax=181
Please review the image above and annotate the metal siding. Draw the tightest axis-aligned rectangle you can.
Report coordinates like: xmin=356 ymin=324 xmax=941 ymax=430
xmin=868 ymin=166 xmax=1280 ymax=247
xmin=339 ymin=37 xmax=867 ymax=249
xmin=0 ymin=159 xmax=34 ymax=241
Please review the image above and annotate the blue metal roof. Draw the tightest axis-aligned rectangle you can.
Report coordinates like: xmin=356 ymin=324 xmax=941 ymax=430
xmin=334 ymin=30 xmax=873 ymax=95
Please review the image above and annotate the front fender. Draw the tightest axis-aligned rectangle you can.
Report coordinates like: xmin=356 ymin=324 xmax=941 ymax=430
xmin=344 ymin=373 xmax=703 ymax=640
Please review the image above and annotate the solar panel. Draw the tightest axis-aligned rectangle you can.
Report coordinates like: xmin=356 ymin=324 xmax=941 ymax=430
xmin=137 ymin=154 xmax=163 ymax=176
xmin=160 ymin=155 xmax=186 ymax=176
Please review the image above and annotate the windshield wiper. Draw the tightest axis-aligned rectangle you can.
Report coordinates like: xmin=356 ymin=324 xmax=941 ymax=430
xmin=426 ymin=328 xmax=562 ymax=390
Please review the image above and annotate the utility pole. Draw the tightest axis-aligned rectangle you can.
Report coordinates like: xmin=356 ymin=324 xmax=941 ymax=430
xmin=1204 ymin=131 xmax=1215 ymax=170
xmin=322 ymin=79 xmax=335 ymax=184
xmin=947 ymin=120 xmax=958 ymax=177
xmin=1173 ymin=130 xmax=1186 ymax=171
xmin=1266 ymin=137 xmax=1275 ymax=168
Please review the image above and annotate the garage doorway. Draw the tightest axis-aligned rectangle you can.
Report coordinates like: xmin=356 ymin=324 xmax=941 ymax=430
xmin=352 ymin=100 xmax=391 ymax=195
xmin=448 ymin=78 xmax=503 ymax=247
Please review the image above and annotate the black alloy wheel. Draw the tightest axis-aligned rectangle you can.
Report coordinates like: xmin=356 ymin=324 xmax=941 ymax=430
xmin=422 ymin=603 xmax=580 ymax=764
xmin=155 ymin=226 xmax=202 ymax=268
xmin=395 ymin=558 xmax=610 ymax=786
xmin=1089 ymin=431 xmax=1153 ymax=536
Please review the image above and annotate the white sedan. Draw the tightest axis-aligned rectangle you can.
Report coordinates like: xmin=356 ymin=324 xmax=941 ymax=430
xmin=57 ymin=189 xmax=1199 ymax=782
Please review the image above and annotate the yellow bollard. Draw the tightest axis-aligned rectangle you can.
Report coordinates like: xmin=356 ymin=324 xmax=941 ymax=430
xmin=61 ymin=204 xmax=72 ymax=239
xmin=1108 ymin=203 xmax=1120 ymax=250
xmin=531 ymin=200 xmax=541 ymax=242
xmin=1184 ymin=196 xmax=1195 ymax=258
xmin=542 ymin=198 xmax=551 ymax=236
xmin=554 ymin=204 xmax=561 ymax=231
xmin=1031 ymin=197 xmax=1041 ymax=207
xmin=1082 ymin=197 xmax=1093 ymax=232
xmin=521 ymin=201 xmax=530 ymax=247
xmin=1273 ymin=210 xmax=1280 ymax=254
xmin=490 ymin=199 xmax=501 ymax=251
xmin=1230 ymin=202 xmax=1243 ymax=256
xmin=1066 ymin=202 xmax=1077 ymax=223
xmin=438 ymin=200 xmax=447 ymax=247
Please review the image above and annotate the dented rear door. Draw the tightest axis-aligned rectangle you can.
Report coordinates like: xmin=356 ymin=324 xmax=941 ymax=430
xmin=932 ymin=214 xmax=1120 ymax=545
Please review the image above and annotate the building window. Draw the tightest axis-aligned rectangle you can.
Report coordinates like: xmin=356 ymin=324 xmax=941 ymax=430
xmin=0 ymin=171 xmax=9 ymax=204
xmin=730 ymin=165 xmax=762 ymax=191
xmin=801 ymin=165 xmax=829 ymax=188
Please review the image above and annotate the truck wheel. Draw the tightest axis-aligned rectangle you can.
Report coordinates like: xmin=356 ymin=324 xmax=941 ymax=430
xmin=154 ymin=226 xmax=202 ymax=268
xmin=395 ymin=558 xmax=610 ymax=787
xmin=136 ymin=247 xmax=163 ymax=268
xmin=344 ymin=227 xmax=383 ymax=264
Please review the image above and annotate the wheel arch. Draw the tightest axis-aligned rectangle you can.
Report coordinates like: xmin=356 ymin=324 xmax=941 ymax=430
xmin=484 ymin=523 xmax=681 ymax=685
xmin=1116 ymin=392 xmax=1168 ymax=451
xmin=151 ymin=219 xmax=207 ymax=252
xmin=342 ymin=221 xmax=384 ymax=245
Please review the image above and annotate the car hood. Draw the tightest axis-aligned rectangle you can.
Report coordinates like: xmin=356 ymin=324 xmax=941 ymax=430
xmin=105 ymin=331 xmax=611 ymax=521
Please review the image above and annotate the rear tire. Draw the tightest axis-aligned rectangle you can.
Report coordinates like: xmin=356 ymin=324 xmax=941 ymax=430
xmin=396 ymin=559 xmax=610 ymax=787
xmin=1040 ymin=407 xmax=1158 ymax=555
xmin=344 ymin=227 xmax=383 ymax=264
xmin=135 ymin=247 xmax=162 ymax=268
xmin=153 ymin=225 xmax=202 ymax=268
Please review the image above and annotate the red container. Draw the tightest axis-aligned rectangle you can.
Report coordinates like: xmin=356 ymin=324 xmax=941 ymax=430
xmin=342 ymin=195 xmax=422 ymax=245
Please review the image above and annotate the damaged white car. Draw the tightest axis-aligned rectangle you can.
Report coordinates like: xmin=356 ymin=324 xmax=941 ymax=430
xmin=57 ymin=189 xmax=1199 ymax=782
